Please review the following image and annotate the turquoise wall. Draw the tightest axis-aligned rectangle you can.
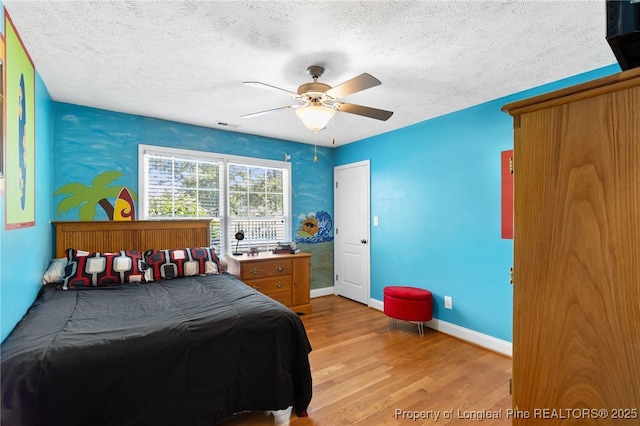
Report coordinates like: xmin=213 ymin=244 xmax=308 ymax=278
xmin=334 ymin=64 xmax=621 ymax=342
xmin=1 ymin=1 xmax=55 ymax=341
xmin=0 ymin=72 xmax=54 ymax=342
xmin=0 ymin=0 xmax=623 ymax=345
xmin=52 ymin=103 xmax=335 ymax=289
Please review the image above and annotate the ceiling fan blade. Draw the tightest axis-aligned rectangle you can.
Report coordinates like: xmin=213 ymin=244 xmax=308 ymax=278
xmin=326 ymin=73 xmax=382 ymax=99
xmin=243 ymin=81 xmax=299 ymax=97
xmin=241 ymin=105 xmax=297 ymax=119
xmin=335 ymin=102 xmax=393 ymax=121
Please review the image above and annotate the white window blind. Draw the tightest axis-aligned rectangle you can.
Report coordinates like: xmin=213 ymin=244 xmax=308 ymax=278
xmin=139 ymin=145 xmax=290 ymax=254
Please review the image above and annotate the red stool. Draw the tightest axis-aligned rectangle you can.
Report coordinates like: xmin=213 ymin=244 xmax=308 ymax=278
xmin=383 ymin=286 xmax=433 ymax=336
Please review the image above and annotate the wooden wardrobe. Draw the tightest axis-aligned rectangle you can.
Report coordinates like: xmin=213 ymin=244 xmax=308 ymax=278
xmin=502 ymin=68 xmax=640 ymax=424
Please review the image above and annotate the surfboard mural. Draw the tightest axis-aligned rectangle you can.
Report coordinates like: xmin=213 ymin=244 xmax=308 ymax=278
xmin=113 ymin=187 xmax=136 ymax=221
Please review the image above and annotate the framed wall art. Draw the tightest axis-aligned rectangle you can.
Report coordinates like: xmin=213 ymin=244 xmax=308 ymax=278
xmin=0 ymin=19 xmax=4 ymax=182
xmin=4 ymin=10 xmax=35 ymax=230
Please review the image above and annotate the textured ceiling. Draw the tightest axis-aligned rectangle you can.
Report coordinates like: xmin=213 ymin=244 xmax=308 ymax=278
xmin=3 ymin=0 xmax=617 ymax=147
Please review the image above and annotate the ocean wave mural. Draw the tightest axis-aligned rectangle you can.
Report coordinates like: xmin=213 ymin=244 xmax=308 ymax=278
xmin=295 ymin=210 xmax=333 ymax=243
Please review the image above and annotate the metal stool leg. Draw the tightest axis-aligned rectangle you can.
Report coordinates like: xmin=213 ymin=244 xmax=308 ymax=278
xmin=388 ymin=317 xmax=397 ymax=330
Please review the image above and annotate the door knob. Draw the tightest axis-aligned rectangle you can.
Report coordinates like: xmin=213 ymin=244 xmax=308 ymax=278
xmin=361 ymin=239 xmax=368 ymax=244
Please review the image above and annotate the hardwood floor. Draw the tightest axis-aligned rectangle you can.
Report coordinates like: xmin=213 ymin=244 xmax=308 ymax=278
xmin=220 ymin=295 xmax=512 ymax=425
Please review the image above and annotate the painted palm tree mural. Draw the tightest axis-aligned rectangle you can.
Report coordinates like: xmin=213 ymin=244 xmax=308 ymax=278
xmin=55 ymin=171 xmax=137 ymax=221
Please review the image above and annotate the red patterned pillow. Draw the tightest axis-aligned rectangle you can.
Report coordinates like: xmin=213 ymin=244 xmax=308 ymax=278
xmin=144 ymin=247 xmax=223 ymax=282
xmin=63 ymin=249 xmax=147 ymax=290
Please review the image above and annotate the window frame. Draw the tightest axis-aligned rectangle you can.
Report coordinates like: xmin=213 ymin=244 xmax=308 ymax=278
xmin=138 ymin=144 xmax=292 ymax=255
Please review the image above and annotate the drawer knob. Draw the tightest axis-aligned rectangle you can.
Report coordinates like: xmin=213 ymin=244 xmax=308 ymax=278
xmin=251 ymin=268 xmax=260 ymax=275
xmin=276 ymin=265 xmax=284 ymax=272
xmin=253 ymin=285 xmax=260 ymax=290
xmin=276 ymin=282 xmax=284 ymax=288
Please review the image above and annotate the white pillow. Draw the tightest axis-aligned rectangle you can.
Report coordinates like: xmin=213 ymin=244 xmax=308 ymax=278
xmin=43 ymin=258 xmax=67 ymax=285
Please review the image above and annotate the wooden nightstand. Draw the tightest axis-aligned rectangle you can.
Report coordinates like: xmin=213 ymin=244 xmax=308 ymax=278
xmin=226 ymin=252 xmax=312 ymax=314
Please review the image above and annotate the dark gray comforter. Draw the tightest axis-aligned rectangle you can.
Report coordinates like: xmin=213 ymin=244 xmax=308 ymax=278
xmin=1 ymin=272 xmax=312 ymax=426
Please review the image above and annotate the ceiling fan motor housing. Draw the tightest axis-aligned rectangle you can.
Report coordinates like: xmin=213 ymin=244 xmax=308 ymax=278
xmin=297 ymin=81 xmax=332 ymax=97
xmin=298 ymin=65 xmax=332 ymax=99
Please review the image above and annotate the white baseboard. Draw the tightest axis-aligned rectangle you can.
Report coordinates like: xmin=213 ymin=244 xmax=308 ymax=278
xmin=310 ymin=291 xmax=512 ymax=357
xmin=310 ymin=286 xmax=336 ymax=298
xmin=369 ymin=298 xmax=383 ymax=311
xmin=370 ymin=297 xmax=512 ymax=357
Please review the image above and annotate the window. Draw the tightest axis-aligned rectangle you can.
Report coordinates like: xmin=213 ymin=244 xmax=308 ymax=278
xmin=139 ymin=145 xmax=291 ymax=254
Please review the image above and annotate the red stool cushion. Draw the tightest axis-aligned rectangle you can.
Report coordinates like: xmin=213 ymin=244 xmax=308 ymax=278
xmin=383 ymin=286 xmax=433 ymax=322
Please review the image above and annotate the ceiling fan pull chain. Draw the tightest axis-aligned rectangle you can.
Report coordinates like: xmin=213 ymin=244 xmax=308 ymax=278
xmin=331 ymin=112 xmax=336 ymax=145
xmin=313 ymin=132 xmax=318 ymax=163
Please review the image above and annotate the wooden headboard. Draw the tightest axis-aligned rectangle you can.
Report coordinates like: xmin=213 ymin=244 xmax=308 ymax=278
xmin=53 ymin=220 xmax=211 ymax=258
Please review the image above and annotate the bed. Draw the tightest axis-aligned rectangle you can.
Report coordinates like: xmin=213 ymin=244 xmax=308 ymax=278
xmin=1 ymin=220 xmax=312 ymax=426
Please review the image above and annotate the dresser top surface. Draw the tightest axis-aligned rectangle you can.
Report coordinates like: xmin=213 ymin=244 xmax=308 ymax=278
xmin=226 ymin=251 xmax=311 ymax=263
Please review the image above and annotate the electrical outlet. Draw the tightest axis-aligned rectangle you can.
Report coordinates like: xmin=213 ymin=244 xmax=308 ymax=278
xmin=444 ymin=296 xmax=453 ymax=310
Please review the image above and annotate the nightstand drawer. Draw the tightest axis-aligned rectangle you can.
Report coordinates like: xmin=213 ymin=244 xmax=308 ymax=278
xmin=247 ymin=276 xmax=292 ymax=294
xmin=265 ymin=290 xmax=291 ymax=307
xmin=241 ymin=259 xmax=292 ymax=279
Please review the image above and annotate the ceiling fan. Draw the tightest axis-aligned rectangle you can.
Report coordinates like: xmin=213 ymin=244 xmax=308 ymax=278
xmin=241 ymin=65 xmax=393 ymax=133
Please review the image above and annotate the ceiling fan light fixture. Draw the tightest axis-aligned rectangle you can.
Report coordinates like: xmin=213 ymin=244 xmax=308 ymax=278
xmin=243 ymin=66 xmax=392 ymax=132
xmin=295 ymin=104 xmax=335 ymax=133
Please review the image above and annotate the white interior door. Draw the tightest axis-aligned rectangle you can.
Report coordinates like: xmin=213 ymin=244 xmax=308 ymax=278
xmin=334 ymin=160 xmax=370 ymax=305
